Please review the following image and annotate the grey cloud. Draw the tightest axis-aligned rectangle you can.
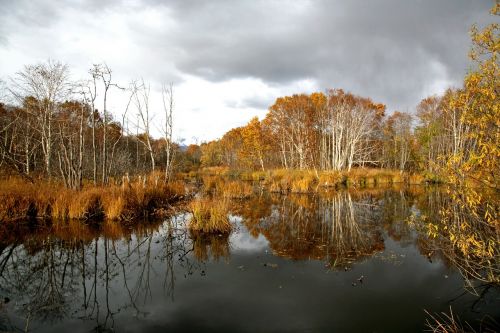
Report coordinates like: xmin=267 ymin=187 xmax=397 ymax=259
xmin=235 ymin=94 xmax=275 ymax=110
xmin=0 ymin=0 xmax=496 ymax=112
xmin=0 ymin=0 xmax=60 ymax=46
xmin=160 ymin=0 xmax=494 ymax=110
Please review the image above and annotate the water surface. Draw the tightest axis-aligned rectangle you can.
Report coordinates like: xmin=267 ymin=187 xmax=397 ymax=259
xmin=0 ymin=187 xmax=498 ymax=332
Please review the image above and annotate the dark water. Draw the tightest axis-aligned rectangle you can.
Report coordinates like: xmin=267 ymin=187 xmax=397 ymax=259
xmin=0 ymin=187 xmax=498 ymax=332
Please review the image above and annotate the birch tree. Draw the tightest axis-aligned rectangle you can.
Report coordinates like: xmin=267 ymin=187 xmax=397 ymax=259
xmin=9 ymin=60 xmax=70 ymax=177
xmin=132 ymin=79 xmax=155 ymax=173
xmin=161 ymin=83 xmax=175 ymax=182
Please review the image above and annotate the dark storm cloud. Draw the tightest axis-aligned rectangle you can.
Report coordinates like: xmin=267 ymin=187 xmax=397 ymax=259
xmin=0 ymin=0 xmax=495 ymax=111
xmin=160 ymin=0 xmax=495 ymax=109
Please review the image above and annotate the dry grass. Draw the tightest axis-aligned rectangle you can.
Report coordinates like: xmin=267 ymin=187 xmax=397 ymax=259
xmin=68 ymin=188 xmax=104 ymax=220
xmin=222 ymin=181 xmax=253 ymax=198
xmin=318 ymin=171 xmax=341 ymax=187
xmin=202 ymin=175 xmax=220 ymax=194
xmin=188 ymin=198 xmax=232 ymax=233
xmin=409 ymin=173 xmax=425 ymax=185
xmin=200 ymin=166 xmax=229 ymax=176
xmin=0 ymin=178 xmax=49 ymax=221
xmin=343 ymin=168 xmax=406 ymax=187
xmin=193 ymin=168 xmax=422 ymax=196
xmin=425 ymin=308 xmax=479 ymax=333
xmin=240 ymin=170 xmax=266 ymax=181
xmin=0 ymin=175 xmax=186 ymax=223
xmin=291 ymin=173 xmax=317 ymax=193
xmin=100 ymin=187 xmax=125 ymax=220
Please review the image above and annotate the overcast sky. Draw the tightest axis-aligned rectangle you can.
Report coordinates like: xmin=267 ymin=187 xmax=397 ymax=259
xmin=0 ymin=0 xmax=496 ymax=143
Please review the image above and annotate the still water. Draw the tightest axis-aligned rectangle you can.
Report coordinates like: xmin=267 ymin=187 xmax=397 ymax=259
xmin=0 ymin=187 xmax=498 ymax=332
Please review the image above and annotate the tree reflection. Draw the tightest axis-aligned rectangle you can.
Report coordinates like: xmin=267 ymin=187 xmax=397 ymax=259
xmin=0 ymin=216 xmax=207 ymax=331
xmin=237 ymin=190 xmax=388 ymax=267
xmin=412 ymin=187 xmax=499 ymax=292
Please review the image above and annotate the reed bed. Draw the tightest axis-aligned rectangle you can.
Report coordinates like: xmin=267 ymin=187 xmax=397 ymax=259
xmin=192 ymin=167 xmax=429 ymax=190
xmin=0 ymin=177 xmax=186 ymax=223
xmin=221 ymin=181 xmax=254 ymax=198
xmin=192 ymin=167 xmax=423 ymax=194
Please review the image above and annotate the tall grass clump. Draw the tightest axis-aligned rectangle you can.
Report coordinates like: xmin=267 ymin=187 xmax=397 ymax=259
xmin=291 ymin=174 xmax=317 ymax=193
xmin=68 ymin=188 xmax=104 ymax=220
xmin=0 ymin=178 xmax=53 ymax=222
xmin=222 ymin=181 xmax=253 ymax=198
xmin=318 ymin=171 xmax=341 ymax=187
xmin=188 ymin=198 xmax=232 ymax=233
xmin=201 ymin=175 xmax=220 ymax=194
xmin=106 ymin=180 xmax=186 ymax=221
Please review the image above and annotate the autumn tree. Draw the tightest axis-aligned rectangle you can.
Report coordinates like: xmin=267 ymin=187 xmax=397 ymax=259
xmin=426 ymin=5 xmax=499 ymax=287
xmin=9 ymin=60 xmax=70 ymax=177
xmin=240 ymin=117 xmax=269 ymax=171
xmin=266 ymin=93 xmax=323 ymax=170
xmin=322 ymin=90 xmax=385 ymax=171
xmin=383 ymin=111 xmax=414 ymax=172
xmin=200 ymin=140 xmax=223 ymax=168
xmin=220 ymin=127 xmax=243 ymax=169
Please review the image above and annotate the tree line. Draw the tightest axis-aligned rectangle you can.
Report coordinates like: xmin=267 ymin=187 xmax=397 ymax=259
xmin=196 ymin=87 xmax=483 ymax=177
xmin=0 ymin=61 xmax=177 ymax=189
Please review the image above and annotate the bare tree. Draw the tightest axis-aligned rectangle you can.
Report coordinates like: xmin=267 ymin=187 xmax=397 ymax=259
xmin=93 ymin=64 xmax=113 ymax=185
xmin=131 ymin=79 xmax=155 ymax=173
xmin=161 ymin=83 xmax=175 ymax=182
xmin=56 ymin=101 xmax=87 ymax=189
xmin=107 ymin=90 xmax=134 ymax=179
xmin=81 ymin=71 xmax=99 ymax=185
xmin=9 ymin=60 xmax=70 ymax=177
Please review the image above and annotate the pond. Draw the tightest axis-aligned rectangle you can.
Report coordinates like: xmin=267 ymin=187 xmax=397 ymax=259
xmin=0 ymin=186 xmax=498 ymax=332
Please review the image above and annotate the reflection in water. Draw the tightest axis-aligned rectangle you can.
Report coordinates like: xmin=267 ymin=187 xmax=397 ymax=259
xmin=190 ymin=231 xmax=230 ymax=262
xmin=411 ymin=187 xmax=500 ymax=291
xmin=0 ymin=186 xmax=498 ymax=332
xmin=236 ymin=191 xmax=390 ymax=266
xmin=0 ymin=217 xmax=203 ymax=332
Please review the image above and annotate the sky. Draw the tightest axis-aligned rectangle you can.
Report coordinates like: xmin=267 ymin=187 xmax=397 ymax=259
xmin=0 ymin=0 xmax=496 ymax=143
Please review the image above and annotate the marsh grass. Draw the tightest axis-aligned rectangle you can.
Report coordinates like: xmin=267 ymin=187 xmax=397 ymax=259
xmin=291 ymin=174 xmax=317 ymax=193
xmin=222 ymin=181 xmax=253 ymax=198
xmin=194 ymin=167 xmax=427 ymax=190
xmin=424 ymin=307 xmax=482 ymax=333
xmin=0 ymin=176 xmax=186 ymax=223
xmin=188 ymin=198 xmax=232 ymax=233
xmin=193 ymin=167 xmax=420 ymax=194
xmin=201 ymin=175 xmax=219 ymax=194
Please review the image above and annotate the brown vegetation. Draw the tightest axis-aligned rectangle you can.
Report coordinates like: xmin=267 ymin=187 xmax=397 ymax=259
xmin=0 ymin=176 xmax=186 ymax=223
xmin=188 ymin=198 xmax=232 ymax=233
